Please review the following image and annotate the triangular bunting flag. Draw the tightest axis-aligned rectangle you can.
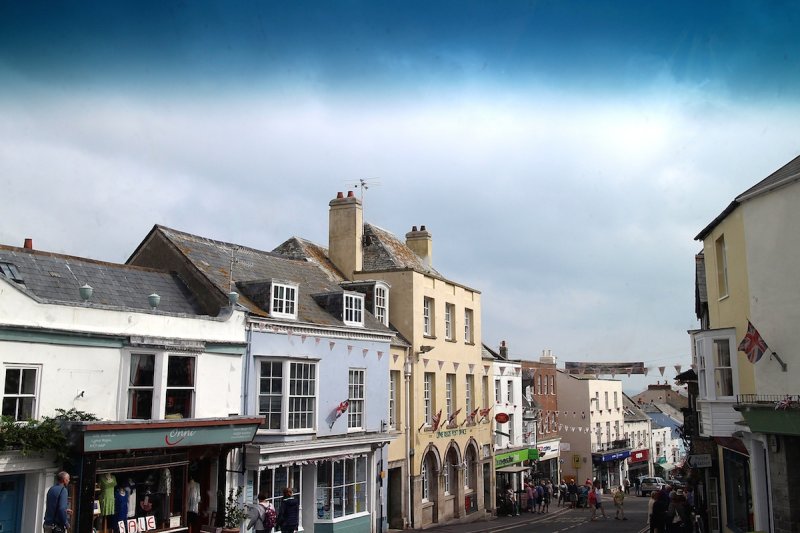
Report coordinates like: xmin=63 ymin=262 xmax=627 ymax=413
xmin=423 ymin=358 xmax=430 ymax=368
xmin=453 ymin=362 xmax=460 ymax=372
xmin=499 ymin=367 xmax=506 ymax=375
xmin=362 ymin=349 xmax=369 ymax=358
xmin=392 ymin=353 xmax=400 ymax=363
xmin=643 ymin=367 xmax=649 ymax=376
xmin=469 ymin=364 xmax=475 ymax=374
xmin=658 ymin=366 xmax=665 ymax=376
xmin=674 ymin=365 xmax=682 ymax=374
xmin=484 ymin=365 xmax=490 ymax=375
xmin=315 ymin=337 xmax=321 ymax=346
xmin=329 ymin=341 xmax=336 ymax=351
xmin=377 ymin=351 xmax=384 ymax=360
xmin=301 ymin=334 xmax=307 ymax=344
xmin=438 ymin=361 xmax=445 ymax=370
xmin=347 ymin=345 xmax=353 ymax=355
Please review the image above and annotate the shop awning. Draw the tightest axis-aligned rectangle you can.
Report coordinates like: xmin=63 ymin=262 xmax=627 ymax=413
xmin=496 ymin=466 xmax=530 ymax=474
xmin=659 ymin=462 xmax=676 ymax=472
xmin=713 ymin=436 xmax=749 ymax=456
xmin=736 ymin=406 xmax=800 ymax=437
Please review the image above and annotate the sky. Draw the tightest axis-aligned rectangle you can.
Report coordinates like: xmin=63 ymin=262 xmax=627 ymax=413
xmin=2 ymin=1 xmax=800 ymax=393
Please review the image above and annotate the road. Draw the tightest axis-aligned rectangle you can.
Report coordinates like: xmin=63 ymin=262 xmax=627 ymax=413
xmin=423 ymin=493 xmax=650 ymax=533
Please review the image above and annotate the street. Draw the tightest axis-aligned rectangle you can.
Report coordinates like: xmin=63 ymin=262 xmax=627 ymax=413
xmin=423 ymin=493 xmax=650 ymax=533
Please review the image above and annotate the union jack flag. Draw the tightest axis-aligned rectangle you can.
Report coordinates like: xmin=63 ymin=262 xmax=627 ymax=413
xmin=478 ymin=405 xmax=493 ymax=422
xmin=462 ymin=407 xmax=481 ymax=426
xmin=431 ymin=409 xmax=443 ymax=432
xmin=738 ymin=320 xmax=769 ymax=364
xmin=447 ymin=408 xmax=462 ymax=427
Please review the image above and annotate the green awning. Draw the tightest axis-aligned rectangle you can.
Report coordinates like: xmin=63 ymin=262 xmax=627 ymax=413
xmin=737 ymin=406 xmax=800 ymax=436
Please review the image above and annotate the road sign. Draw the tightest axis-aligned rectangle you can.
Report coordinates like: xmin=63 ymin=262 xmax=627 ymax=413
xmin=688 ymin=454 xmax=712 ymax=468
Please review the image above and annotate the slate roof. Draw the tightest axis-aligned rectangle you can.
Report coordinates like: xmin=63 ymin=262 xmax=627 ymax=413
xmin=0 ymin=245 xmax=201 ymax=314
xmin=362 ymin=223 xmax=442 ymax=276
xmin=696 ymin=154 xmax=800 ymax=240
xmin=622 ymin=393 xmax=649 ymax=422
xmin=147 ymin=226 xmax=390 ymax=331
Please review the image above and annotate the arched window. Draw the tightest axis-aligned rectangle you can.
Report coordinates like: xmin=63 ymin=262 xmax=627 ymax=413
xmin=422 ymin=461 xmax=430 ymax=501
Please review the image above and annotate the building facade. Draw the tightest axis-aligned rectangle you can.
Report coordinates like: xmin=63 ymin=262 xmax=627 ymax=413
xmin=690 ymin=155 xmax=800 ymax=533
xmin=521 ymin=351 xmax=561 ymax=483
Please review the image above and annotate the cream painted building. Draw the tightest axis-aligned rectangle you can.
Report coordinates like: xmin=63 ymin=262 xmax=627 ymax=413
xmin=691 ymin=155 xmax=800 ymax=533
xmin=322 ymin=192 xmax=495 ymax=529
xmin=555 ymin=372 xmax=630 ymax=489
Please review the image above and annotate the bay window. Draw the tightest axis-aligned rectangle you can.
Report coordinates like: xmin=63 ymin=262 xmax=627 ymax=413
xmin=316 ymin=457 xmax=368 ymax=520
xmin=257 ymin=359 xmax=317 ymax=432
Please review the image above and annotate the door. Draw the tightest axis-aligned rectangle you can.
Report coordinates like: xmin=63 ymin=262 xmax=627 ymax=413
xmin=0 ymin=475 xmax=23 ymax=533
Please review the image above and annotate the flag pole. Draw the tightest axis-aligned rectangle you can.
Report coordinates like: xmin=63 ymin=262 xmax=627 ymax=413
xmin=770 ymin=351 xmax=788 ymax=372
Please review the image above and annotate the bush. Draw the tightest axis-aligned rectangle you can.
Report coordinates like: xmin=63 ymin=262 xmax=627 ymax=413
xmin=0 ymin=408 xmax=98 ymax=462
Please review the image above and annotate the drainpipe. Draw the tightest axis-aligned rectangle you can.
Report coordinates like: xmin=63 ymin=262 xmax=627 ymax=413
xmin=404 ymin=346 xmax=414 ymax=528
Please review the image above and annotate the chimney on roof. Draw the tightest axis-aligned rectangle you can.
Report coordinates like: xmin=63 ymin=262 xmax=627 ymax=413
xmin=405 ymin=225 xmax=432 ymax=268
xmin=499 ymin=340 xmax=508 ymax=359
xmin=329 ymin=191 xmax=363 ymax=281
xmin=23 ymin=238 xmax=32 ymax=250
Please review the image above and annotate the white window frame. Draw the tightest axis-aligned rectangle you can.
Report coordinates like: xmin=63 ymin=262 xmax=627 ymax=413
xmin=348 ymin=368 xmax=365 ymax=430
xmin=316 ymin=457 xmax=368 ymax=520
xmin=549 ymin=375 xmax=555 ymax=395
xmin=495 ymin=379 xmax=501 ymax=403
xmin=446 ymin=374 xmax=455 ymax=417
xmin=506 ymin=380 xmax=513 ymax=403
xmin=257 ymin=359 xmax=318 ymax=432
xmin=464 ymin=308 xmax=473 ymax=343
xmin=423 ymin=297 xmax=433 ymax=336
xmin=715 ymin=235 xmax=729 ymax=299
xmin=389 ymin=370 xmax=398 ymax=429
xmin=127 ymin=353 xmax=156 ymax=419
xmin=443 ymin=460 xmax=451 ymax=495
xmin=123 ymin=352 xmax=196 ymax=421
xmin=374 ymin=283 xmax=389 ymax=326
xmin=258 ymin=360 xmax=283 ymax=430
xmin=537 ymin=375 xmax=542 ymax=395
xmin=424 ymin=373 xmax=434 ymax=425
xmin=2 ymin=364 xmax=40 ymax=421
xmin=258 ymin=465 xmax=303 ymax=524
xmin=444 ymin=303 xmax=454 ymax=341
xmin=465 ymin=374 xmax=473 ymax=414
xmin=713 ymin=338 xmax=734 ymax=398
xmin=271 ymin=282 xmax=298 ymax=319
xmin=343 ymin=293 xmax=364 ymax=327
xmin=421 ymin=461 xmax=430 ymax=501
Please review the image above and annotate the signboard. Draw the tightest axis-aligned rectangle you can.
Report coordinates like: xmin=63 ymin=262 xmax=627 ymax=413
xmin=564 ymin=361 xmax=645 ymax=375
xmin=495 ymin=449 xmax=529 ymax=467
xmin=572 ymin=454 xmax=581 ymax=469
xmin=629 ymin=449 xmax=650 ymax=463
xmin=495 ymin=413 xmax=510 ymax=423
xmin=84 ymin=424 xmax=258 ymax=452
xmin=593 ymin=450 xmax=631 ymax=463
xmin=687 ymin=454 xmax=712 ymax=468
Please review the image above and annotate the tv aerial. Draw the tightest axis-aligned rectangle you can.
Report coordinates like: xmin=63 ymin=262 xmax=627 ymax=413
xmin=344 ymin=177 xmax=382 ymax=203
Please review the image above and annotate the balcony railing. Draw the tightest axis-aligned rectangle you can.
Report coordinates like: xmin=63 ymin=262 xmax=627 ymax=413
xmin=736 ymin=394 xmax=800 ymax=405
xmin=591 ymin=439 xmax=631 ymax=453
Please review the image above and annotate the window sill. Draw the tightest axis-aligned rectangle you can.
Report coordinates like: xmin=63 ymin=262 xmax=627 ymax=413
xmin=314 ymin=510 xmax=370 ymax=523
xmin=423 ymin=334 xmax=437 ymax=340
xmin=445 ymin=338 xmax=457 ymax=343
xmin=464 ymin=341 xmax=475 ymax=346
xmin=718 ymin=294 xmax=729 ymax=302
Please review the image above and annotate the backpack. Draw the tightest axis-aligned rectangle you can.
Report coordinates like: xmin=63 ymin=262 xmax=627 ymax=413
xmin=588 ymin=489 xmax=597 ymax=504
xmin=263 ymin=504 xmax=277 ymax=530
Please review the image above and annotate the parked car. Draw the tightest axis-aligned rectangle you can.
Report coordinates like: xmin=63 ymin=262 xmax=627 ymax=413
xmin=639 ymin=476 xmax=666 ymax=496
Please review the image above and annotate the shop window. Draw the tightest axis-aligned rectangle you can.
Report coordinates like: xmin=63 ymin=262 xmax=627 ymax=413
xmin=259 ymin=465 xmax=302 ymax=523
xmin=257 ymin=359 xmax=317 ymax=432
xmin=723 ymin=449 xmax=751 ymax=533
xmin=316 ymin=456 xmax=368 ymax=520
xmin=2 ymin=365 xmax=38 ymax=421
xmin=94 ymin=464 xmax=186 ymax=532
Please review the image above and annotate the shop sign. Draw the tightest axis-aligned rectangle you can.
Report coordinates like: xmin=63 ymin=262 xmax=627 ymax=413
xmin=594 ymin=450 xmax=630 ymax=463
xmin=687 ymin=454 xmax=712 ymax=468
xmin=629 ymin=449 xmax=650 ymax=463
xmin=84 ymin=424 xmax=258 ymax=452
xmin=572 ymin=454 xmax=581 ymax=469
xmin=528 ymin=448 xmax=539 ymax=460
xmin=495 ymin=449 xmax=528 ymax=467
xmin=436 ymin=428 xmax=467 ymax=438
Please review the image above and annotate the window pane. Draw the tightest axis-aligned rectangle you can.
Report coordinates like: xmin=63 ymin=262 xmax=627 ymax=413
xmin=130 ymin=354 xmax=155 ymax=386
xmin=356 ymin=457 xmax=367 ymax=482
xmin=165 ymin=389 xmax=193 ymax=418
xmin=4 ymin=369 xmax=19 ymax=394
xmin=167 ymin=356 xmax=195 ymax=387
xmin=128 ymin=390 xmax=153 ymax=419
xmin=20 ymin=369 xmax=36 ymax=394
xmin=714 ymin=340 xmax=731 ymax=367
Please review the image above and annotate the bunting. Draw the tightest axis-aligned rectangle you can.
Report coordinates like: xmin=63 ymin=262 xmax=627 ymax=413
xmin=315 ymin=337 xmax=321 ymax=347
xmin=453 ymin=362 xmax=460 ymax=372
xmin=329 ymin=341 xmax=336 ymax=351
xmin=301 ymin=334 xmax=307 ymax=344
xmin=347 ymin=345 xmax=353 ymax=355
xmin=392 ymin=353 xmax=399 ymax=363
xmin=423 ymin=358 xmax=429 ymax=368
xmin=362 ymin=349 xmax=369 ymax=358
xmin=438 ymin=361 xmax=445 ymax=370
xmin=377 ymin=351 xmax=384 ymax=360
xmin=468 ymin=364 xmax=475 ymax=374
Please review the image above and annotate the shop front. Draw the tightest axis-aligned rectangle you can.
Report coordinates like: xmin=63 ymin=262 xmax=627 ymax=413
xmin=592 ymin=450 xmax=630 ymax=491
xmin=535 ymin=441 xmax=562 ymax=482
xmin=627 ymin=448 xmax=650 ymax=482
xmin=245 ymin=434 xmax=392 ymax=533
xmin=69 ymin=417 xmax=262 ymax=533
xmin=495 ymin=448 xmax=538 ymax=513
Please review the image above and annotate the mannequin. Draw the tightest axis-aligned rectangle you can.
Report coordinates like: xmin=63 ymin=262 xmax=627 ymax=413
xmin=126 ymin=479 xmax=137 ymax=519
xmin=99 ymin=473 xmax=117 ymax=533
xmin=187 ymin=477 xmax=201 ymax=533
xmin=158 ymin=468 xmax=172 ymax=524
xmin=114 ymin=485 xmax=129 ymax=528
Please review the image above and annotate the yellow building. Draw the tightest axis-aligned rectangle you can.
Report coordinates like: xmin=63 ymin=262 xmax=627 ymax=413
xmin=322 ymin=191 xmax=495 ymax=528
xmin=692 ymin=155 xmax=800 ymax=533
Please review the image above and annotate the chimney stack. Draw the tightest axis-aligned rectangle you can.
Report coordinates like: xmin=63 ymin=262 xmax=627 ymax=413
xmin=328 ymin=191 xmax=364 ymax=280
xmin=499 ymin=340 xmax=508 ymax=359
xmin=23 ymin=238 xmax=33 ymax=250
xmin=405 ymin=225 xmax=432 ymax=268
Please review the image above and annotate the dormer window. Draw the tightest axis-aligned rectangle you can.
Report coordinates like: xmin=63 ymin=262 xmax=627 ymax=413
xmin=344 ymin=293 xmax=364 ymax=327
xmin=271 ymin=282 xmax=298 ymax=319
xmin=374 ymin=282 xmax=389 ymax=326
xmin=0 ymin=263 xmax=23 ymax=284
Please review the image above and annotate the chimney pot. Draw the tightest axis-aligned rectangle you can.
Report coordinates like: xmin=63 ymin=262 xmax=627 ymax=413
xmin=501 ymin=340 xmax=506 ymax=347
xmin=420 ymin=225 xmax=426 ymax=231
xmin=23 ymin=238 xmax=33 ymax=249
xmin=412 ymin=226 xmax=418 ymax=232
xmin=347 ymin=190 xmax=355 ymax=198
xmin=336 ymin=191 xmax=344 ymax=199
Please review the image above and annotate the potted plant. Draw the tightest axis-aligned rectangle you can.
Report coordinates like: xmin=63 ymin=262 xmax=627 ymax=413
xmin=222 ymin=487 xmax=249 ymax=532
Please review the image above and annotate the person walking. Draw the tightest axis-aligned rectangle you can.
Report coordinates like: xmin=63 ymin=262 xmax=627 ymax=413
xmin=248 ymin=493 xmax=276 ymax=533
xmin=559 ymin=479 xmax=567 ymax=507
xmin=589 ymin=481 xmax=607 ymax=521
xmin=568 ymin=480 xmax=578 ymax=509
xmin=623 ymin=477 xmax=631 ymax=494
xmin=613 ymin=485 xmax=627 ymax=520
xmin=649 ymin=490 xmax=667 ymax=533
xmin=43 ymin=471 xmax=72 ymax=532
xmin=276 ymin=487 xmax=299 ymax=533
xmin=542 ymin=481 xmax=551 ymax=513
xmin=525 ymin=482 xmax=535 ymax=513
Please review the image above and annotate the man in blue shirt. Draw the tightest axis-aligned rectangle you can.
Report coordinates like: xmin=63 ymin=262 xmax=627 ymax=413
xmin=43 ymin=471 xmax=71 ymax=532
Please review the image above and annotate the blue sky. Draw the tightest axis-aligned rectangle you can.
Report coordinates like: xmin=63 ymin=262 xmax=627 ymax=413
xmin=2 ymin=1 xmax=799 ymax=392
